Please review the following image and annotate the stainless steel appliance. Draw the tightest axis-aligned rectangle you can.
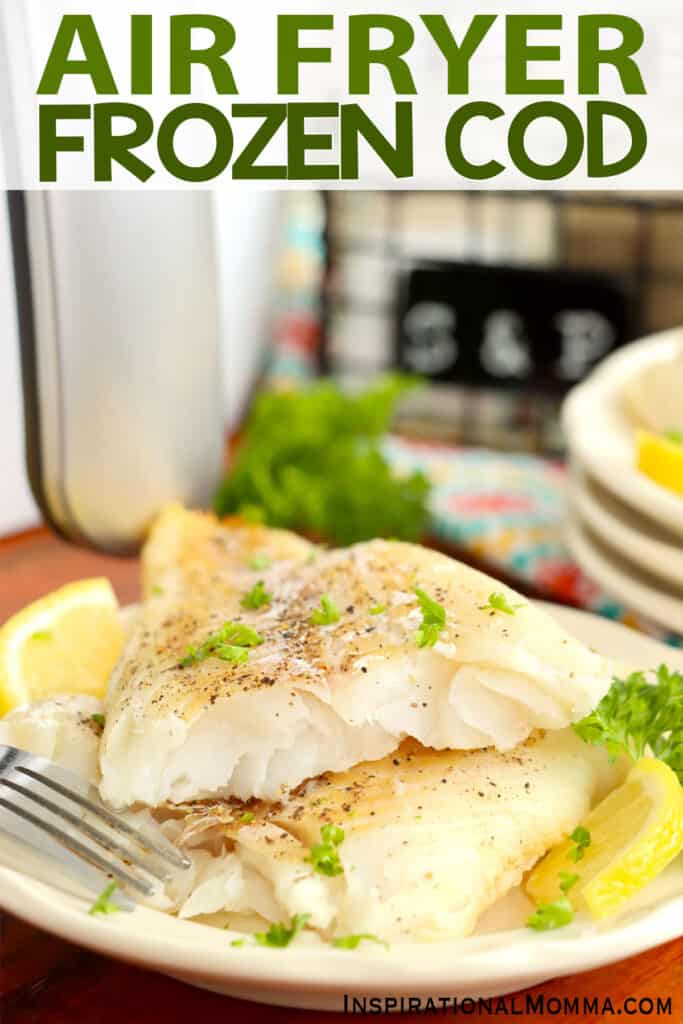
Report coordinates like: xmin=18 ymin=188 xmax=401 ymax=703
xmin=8 ymin=190 xmax=225 ymax=553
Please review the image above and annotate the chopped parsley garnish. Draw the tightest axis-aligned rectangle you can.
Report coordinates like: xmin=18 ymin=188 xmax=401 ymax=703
xmin=241 ymin=580 xmax=272 ymax=610
xmin=369 ymin=604 xmax=387 ymax=616
xmin=308 ymin=823 xmax=345 ymax=877
xmin=322 ymin=823 xmax=344 ymax=845
xmin=332 ymin=933 xmax=388 ymax=950
xmin=230 ymin=938 xmax=245 ymax=947
xmin=30 ymin=631 xmax=51 ymax=641
xmin=217 ymin=647 xmax=250 ymax=665
xmin=527 ymin=866 xmax=581 ymax=931
xmin=479 ymin=592 xmax=524 ymax=615
xmin=568 ymin=826 xmax=591 ymax=863
xmin=151 ymin=585 xmax=164 ymax=596
xmin=225 ymin=624 xmax=264 ymax=646
xmin=559 ymin=871 xmax=580 ymax=895
xmin=180 ymin=622 xmax=264 ymax=668
xmin=91 ymin=713 xmax=106 ymax=728
xmin=664 ymin=430 xmax=682 ymax=445
xmin=526 ymin=897 xmax=574 ymax=932
xmin=248 ymin=553 xmax=272 ymax=571
xmin=414 ymin=587 xmax=446 ymax=648
xmin=254 ymin=913 xmax=311 ymax=947
xmin=239 ymin=811 xmax=255 ymax=824
xmin=212 ymin=375 xmax=430 ymax=546
xmin=88 ymin=882 xmax=121 ymax=916
xmin=310 ymin=594 xmax=340 ymax=626
xmin=574 ymin=666 xmax=683 ymax=784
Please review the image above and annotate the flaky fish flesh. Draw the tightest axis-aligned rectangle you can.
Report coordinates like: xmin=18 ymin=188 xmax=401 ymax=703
xmin=1 ymin=697 xmax=620 ymax=942
xmin=99 ymin=506 xmax=614 ymax=807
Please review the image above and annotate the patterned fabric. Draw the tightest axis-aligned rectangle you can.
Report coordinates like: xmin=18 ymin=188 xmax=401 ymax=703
xmin=267 ymin=194 xmax=326 ymax=388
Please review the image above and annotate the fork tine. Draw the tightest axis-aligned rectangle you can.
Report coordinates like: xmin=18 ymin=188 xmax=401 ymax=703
xmin=0 ymin=779 xmax=172 ymax=884
xmin=17 ymin=766 xmax=191 ymax=870
xmin=0 ymin=797 xmax=153 ymax=895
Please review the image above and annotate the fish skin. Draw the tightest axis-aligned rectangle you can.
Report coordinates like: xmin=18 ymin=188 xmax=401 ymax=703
xmin=99 ymin=507 xmax=614 ymax=807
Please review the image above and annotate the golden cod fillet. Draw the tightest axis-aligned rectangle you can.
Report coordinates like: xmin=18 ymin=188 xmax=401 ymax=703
xmin=99 ymin=506 xmax=614 ymax=807
xmin=166 ymin=730 xmax=620 ymax=942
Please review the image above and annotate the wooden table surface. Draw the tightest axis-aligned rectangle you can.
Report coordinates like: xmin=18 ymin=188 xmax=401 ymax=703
xmin=1 ymin=528 xmax=681 ymax=1023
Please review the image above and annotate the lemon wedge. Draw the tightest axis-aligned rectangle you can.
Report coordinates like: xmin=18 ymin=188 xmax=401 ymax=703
xmin=526 ymin=757 xmax=683 ymax=921
xmin=636 ymin=430 xmax=683 ymax=497
xmin=0 ymin=579 xmax=125 ymax=717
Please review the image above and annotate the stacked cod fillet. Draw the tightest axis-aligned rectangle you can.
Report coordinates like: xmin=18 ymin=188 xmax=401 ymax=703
xmin=3 ymin=505 xmax=621 ymax=943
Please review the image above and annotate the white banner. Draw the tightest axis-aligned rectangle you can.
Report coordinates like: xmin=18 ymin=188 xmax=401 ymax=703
xmin=0 ymin=0 xmax=681 ymax=188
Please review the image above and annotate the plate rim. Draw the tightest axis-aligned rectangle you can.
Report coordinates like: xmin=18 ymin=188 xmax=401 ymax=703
xmin=1 ymin=867 xmax=683 ymax=996
xmin=565 ymin=516 xmax=683 ymax=634
xmin=569 ymin=466 xmax=683 ymax=585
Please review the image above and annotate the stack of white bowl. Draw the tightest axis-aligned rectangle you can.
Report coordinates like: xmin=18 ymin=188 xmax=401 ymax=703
xmin=561 ymin=329 xmax=683 ymax=635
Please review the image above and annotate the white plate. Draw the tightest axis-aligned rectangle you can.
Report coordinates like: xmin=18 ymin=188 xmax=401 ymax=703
xmin=562 ymin=330 xmax=683 ymax=539
xmin=570 ymin=466 xmax=683 ymax=588
xmin=1 ymin=604 xmax=683 ymax=1011
xmin=566 ymin=516 xmax=683 ymax=634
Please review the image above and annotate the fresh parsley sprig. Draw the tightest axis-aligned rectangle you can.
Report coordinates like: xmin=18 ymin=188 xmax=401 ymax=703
xmin=310 ymin=595 xmax=341 ymax=626
xmin=213 ymin=376 xmax=430 ymax=546
xmin=526 ymin=863 xmax=584 ymax=931
xmin=573 ymin=665 xmax=683 ymax=784
xmin=88 ymin=882 xmax=121 ymax=917
xmin=479 ymin=592 xmax=524 ymax=616
xmin=568 ymin=826 xmax=591 ymax=863
xmin=559 ymin=871 xmax=580 ymax=895
xmin=254 ymin=913 xmax=311 ymax=947
xmin=241 ymin=580 xmax=272 ymax=610
xmin=180 ymin=622 xmax=264 ymax=668
xmin=414 ymin=588 xmax=446 ymax=648
xmin=248 ymin=553 xmax=272 ymax=570
xmin=526 ymin=897 xmax=574 ymax=932
xmin=308 ymin=823 xmax=345 ymax=877
xmin=332 ymin=933 xmax=389 ymax=950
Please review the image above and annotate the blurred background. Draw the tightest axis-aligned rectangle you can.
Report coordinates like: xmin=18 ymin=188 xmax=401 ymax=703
xmin=1 ymin=188 xmax=682 ymax=642
xmin=324 ymin=191 xmax=680 ymax=451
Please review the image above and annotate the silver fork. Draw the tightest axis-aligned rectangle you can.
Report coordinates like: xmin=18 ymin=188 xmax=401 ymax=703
xmin=0 ymin=745 xmax=190 ymax=904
